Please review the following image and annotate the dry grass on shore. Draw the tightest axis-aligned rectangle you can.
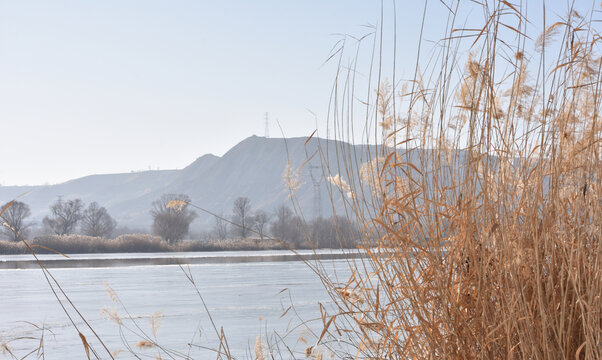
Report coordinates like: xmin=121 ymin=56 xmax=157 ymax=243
xmin=0 ymin=234 xmax=290 ymax=255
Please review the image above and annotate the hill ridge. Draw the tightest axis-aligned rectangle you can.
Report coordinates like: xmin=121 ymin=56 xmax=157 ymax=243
xmin=0 ymin=136 xmax=366 ymax=231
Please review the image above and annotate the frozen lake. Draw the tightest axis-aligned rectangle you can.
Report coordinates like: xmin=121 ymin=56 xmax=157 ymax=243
xmin=0 ymin=251 xmax=357 ymax=359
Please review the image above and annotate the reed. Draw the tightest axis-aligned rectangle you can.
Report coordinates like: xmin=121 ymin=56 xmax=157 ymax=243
xmin=312 ymin=1 xmax=602 ymax=359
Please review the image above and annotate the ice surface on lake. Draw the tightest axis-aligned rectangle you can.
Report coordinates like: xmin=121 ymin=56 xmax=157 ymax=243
xmin=0 ymin=252 xmax=356 ymax=358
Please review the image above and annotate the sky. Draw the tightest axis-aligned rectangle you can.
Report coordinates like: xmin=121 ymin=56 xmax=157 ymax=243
xmin=0 ymin=0 xmax=584 ymax=186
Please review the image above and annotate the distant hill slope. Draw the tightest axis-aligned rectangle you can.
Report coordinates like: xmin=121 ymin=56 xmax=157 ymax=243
xmin=0 ymin=136 xmax=379 ymax=231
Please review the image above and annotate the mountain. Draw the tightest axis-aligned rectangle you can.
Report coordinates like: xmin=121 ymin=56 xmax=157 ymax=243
xmin=0 ymin=136 xmax=378 ymax=231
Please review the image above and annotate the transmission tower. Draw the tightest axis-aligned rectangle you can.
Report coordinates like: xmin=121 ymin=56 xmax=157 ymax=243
xmin=308 ymin=165 xmax=322 ymax=219
xmin=264 ymin=112 xmax=270 ymax=138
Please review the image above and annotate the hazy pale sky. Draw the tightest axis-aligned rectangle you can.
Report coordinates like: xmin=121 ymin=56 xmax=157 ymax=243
xmin=0 ymin=1 xmax=579 ymax=185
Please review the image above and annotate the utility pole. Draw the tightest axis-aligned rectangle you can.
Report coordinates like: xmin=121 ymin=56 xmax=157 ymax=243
xmin=264 ymin=112 xmax=270 ymax=138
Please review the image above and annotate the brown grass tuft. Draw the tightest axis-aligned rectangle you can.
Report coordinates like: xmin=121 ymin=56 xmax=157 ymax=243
xmin=110 ymin=349 xmax=123 ymax=357
xmin=254 ymin=335 xmax=266 ymax=360
xmin=100 ymin=307 xmax=122 ymax=326
xmin=134 ymin=340 xmax=155 ymax=350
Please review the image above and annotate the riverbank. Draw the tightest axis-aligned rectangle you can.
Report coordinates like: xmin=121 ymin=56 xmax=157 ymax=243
xmin=0 ymin=234 xmax=355 ymax=255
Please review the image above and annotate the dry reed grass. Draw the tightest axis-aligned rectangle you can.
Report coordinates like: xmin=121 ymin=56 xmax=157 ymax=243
xmin=0 ymin=234 xmax=291 ymax=255
xmin=310 ymin=1 xmax=602 ymax=359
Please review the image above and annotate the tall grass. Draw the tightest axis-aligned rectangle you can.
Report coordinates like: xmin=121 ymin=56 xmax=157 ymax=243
xmin=313 ymin=1 xmax=601 ymax=359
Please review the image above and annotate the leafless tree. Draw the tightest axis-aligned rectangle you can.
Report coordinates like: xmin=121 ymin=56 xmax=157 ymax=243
xmin=231 ymin=197 xmax=252 ymax=238
xmin=43 ymin=198 xmax=84 ymax=235
xmin=309 ymin=216 xmax=357 ymax=248
xmin=151 ymin=194 xmax=197 ymax=243
xmin=252 ymin=210 xmax=270 ymax=240
xmin=213 ymin=213 xmax=229 ymax=241
xmin=1 ymin=201 xmax=32 ymax=241
xmin=270 ymin=204 xmax=301 ymax=246
xmin=81 ymin=202 xmax=117 ymax=238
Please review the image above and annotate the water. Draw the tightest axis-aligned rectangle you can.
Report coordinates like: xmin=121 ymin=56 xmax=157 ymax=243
xmin=0 ymin=251 xmax=354 ymax=359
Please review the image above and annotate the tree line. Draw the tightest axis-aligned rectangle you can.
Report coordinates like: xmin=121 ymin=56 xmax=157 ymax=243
xmin=1 ymin=199 xmax=116 ymax=241
xmin=1 ymin=195 xmax=357 ymax=248
xmin=208 ymin=196 xmax=357 ymax=248
xmin=147 ymin=194 xmax=304 ymax=244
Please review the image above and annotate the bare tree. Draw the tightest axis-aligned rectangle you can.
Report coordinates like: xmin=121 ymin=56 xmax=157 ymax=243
xmin=270 ymin=204 xmax=301 ymax=246
xmin=231 ymin=197 xmax=252 ymax=238
xmin=43 ymin=198 xmax=84 ymax=235
xmin=252 ymin=210 xmax=270 ymax=240
xmin=309 ymin=216 xmax=357 ymax=248
xmin=81 ymin=202 xmax=117 ymax=238
xmin=151 ymin=194 xmax=197 ymax=243
xmin=213 ymin=213 xmax=229 ymax=241
xmin=1 ymin=201 xmax=32 ymax=241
